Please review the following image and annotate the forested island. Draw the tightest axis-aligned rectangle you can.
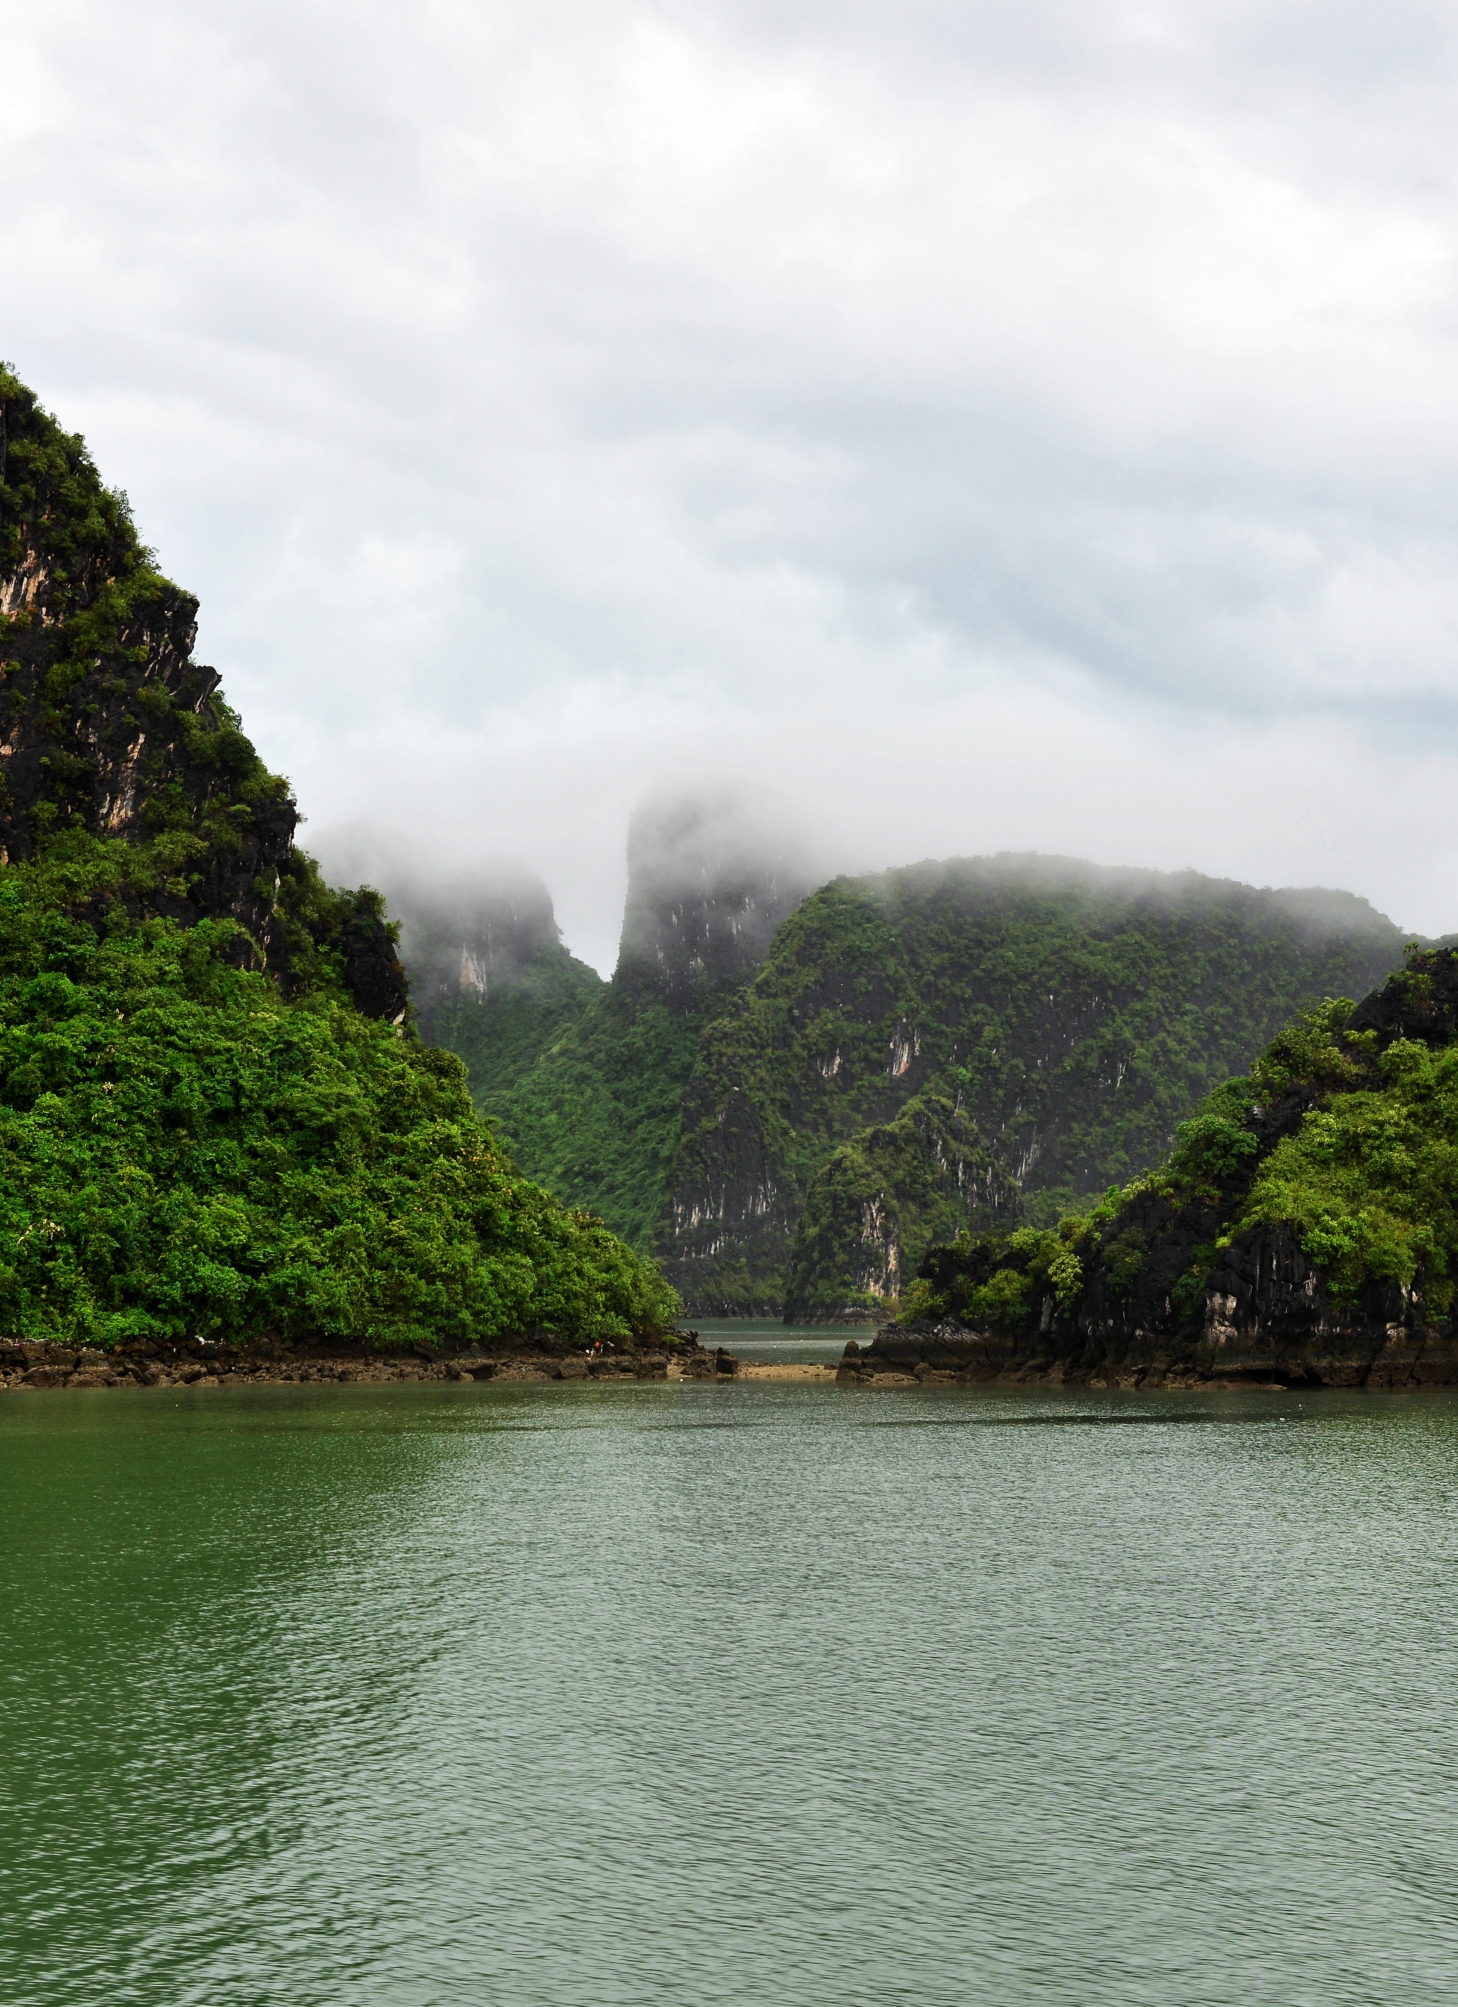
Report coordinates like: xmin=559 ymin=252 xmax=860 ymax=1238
xmin=402 ymin=844 xmax=1412 ymax=1322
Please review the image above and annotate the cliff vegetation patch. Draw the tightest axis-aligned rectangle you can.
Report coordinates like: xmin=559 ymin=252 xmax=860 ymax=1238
xmin=0 ymin=366 xmax=679 ymax=1351
xmin=895 ymin=948 xmax=1458 ymax=1383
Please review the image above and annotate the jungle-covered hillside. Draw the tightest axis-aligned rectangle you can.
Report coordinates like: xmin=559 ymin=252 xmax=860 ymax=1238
xmin=417 ymin=835 xmax=1412 ymax=1321
xmin=890 ymin=946 xmax=1458 ymax=1387
xmin=385 ymin=864 xmax=605 ymax=1109
xmin=663 ymin=855 xmax=1409 ymax=1316
xmin=0 ymin=365 xmax=678 ymax=1348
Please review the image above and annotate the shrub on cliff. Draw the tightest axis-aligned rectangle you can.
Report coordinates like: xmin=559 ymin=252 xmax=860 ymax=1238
xmin=1238 ymin=1029 xmax=1458 ymax=1312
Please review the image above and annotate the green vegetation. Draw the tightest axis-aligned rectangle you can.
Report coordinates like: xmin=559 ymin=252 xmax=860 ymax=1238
xmin=783 ymin=1094 xmax=1015 ymax=1319
xmin=0 ymin=364 xmax=680 ymax=1349
xmin=666 ymin=855 xmax=1407 ymax=1315
xmin=428 ymin=813 xmax=809 ymax=1259
xmin=905 ymin=1207 xmax=1120 ymax=1328
xmin=1237 ymin=1010 xmax=1458 ymax=1311
xmin=428 ymin=949 xmax=604 ymax=1109
xmin=0 ymin=835 xmax=677 ymax=1348
xmin=398 ymin=891 xmax=704 ymax=1256
xmin=485 ymin=983 xmax=709 ymax=1252
xmin=901 ymin=1219 xmax=1086 ymax=1330
xmin=436 ymin=853 xmax=1412 ymax=1321
xmin=905 ymin=951 xmax=1458 ymax=1337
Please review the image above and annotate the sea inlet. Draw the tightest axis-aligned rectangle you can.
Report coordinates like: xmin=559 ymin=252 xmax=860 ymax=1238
xmin=3 ymin=1367 xmax=1456 ymax=2006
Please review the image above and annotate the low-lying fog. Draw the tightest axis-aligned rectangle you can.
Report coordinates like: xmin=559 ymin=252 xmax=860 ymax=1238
xmin=311 ymin=783 xmax=1424 ymax=981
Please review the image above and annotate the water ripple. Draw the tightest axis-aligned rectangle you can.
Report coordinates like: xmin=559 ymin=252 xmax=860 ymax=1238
xmin=2 ymin=1379 xmax=1457 ymax=2005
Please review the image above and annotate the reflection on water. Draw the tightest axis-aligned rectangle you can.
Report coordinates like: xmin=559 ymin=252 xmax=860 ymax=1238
xmin=3 ymin=1378 xmax=1458 ymax=2006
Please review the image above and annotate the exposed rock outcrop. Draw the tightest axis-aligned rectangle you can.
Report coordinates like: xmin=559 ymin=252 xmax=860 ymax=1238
xmin=453 ymin=787 xmax=816 ymax=1256
xmin=398 ymin=869 xmax=582 ymax=1045
xmin=305 ymin=834 xmax=602 ymax=1054
xmin=843 ymin=1275 xmax=1458 ymax=1390
xmin=616 ymin=789 xmax=815 ymax=1016
xmin=664 ymin=854 xmax=1409 ymax=1317
xmin=0 ymin=370 xmax=405 ymax=1020
xmin=0 ymin=1330 xmax=736 ymax=1391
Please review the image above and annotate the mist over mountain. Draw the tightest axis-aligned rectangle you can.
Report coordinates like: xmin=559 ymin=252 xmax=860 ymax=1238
xmin=390 ymin=806 xmax=1418 ymax=1321
xmin=16 ymin=0 xmax=1458 ymax=963
xmin=387 ymin=786 xmax=818 ymax=1250
xmin=308 ymin=822 xmax=595 ymax=1042
xmin=616 ymin=788 xmax=819 ymax=1009
xmin=395 ymin=830 xmax=1417 ymax=1316
xmin=668 ymin=853 xmax=1412 ymax=1316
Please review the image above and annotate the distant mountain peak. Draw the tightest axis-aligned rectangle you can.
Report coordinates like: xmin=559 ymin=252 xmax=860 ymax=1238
xmin=616 ymin=787 xmax=816 ymax=1012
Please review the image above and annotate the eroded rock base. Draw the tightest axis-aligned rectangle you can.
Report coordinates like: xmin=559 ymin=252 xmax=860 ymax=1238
xmin=837 ymin=1325 xmax=1458 ymax=1391
xmin=0 ymin=1334 xmax=743 ymax=1392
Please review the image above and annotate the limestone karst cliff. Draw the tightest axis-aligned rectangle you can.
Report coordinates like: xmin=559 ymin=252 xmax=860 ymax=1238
xmin=0 ymin=366 xmax=678 ymax=1349
xmin=400 ymin=871 xmax=604 ymax=1101
xmin=468 ymin=790 xmax=814 ymax=1249
xmin=307 ymin=837 xmax=605 ymax=1098
xmin=663 ymin=855 xmax=1409 ymax=1316
xmin=415 ymin=834 xmax=1412 ymax=1314
xmin=0 ymin=368 xmax=407 ymax=1021
xmin=860 ymin=946 xmax=1458 ymax=1388
xmin=400 ymin=869 xmax=588 ymax=1044
xmin=614 ymin=792 xmax=815 ymax=1013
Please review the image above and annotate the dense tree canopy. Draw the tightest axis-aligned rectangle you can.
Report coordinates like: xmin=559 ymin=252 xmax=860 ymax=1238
xmin=0 ymin=837 xmax=679 ymax=1348
xmin=0 ymin=366 xmax=679 ymax=1350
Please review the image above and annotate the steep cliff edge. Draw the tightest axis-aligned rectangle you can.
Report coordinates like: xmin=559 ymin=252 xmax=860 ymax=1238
xmin=857 ymin=948 xmax=1458 ymax=1388
xmin=0 ymin=368 xmax=678 ymax=1349
xmin=664 ymin=854 xmax=1408 ymax=1316
xmin=614 ymin=793 xmax=813 ymax=1013
xmin=401 ymin=867 xmax=601 ymax=1068
xmin=483 ymin=792 xmax=813 ymax=1249
xmin=0 ymin=367 xmax=406 ymax=1020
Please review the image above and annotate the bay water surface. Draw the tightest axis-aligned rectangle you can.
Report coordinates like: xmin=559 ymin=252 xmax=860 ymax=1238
xmin=3 ymin=1370 xmax=1457 ymax=2005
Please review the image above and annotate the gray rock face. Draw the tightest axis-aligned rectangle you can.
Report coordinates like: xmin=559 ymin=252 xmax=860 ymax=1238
xmin=615 ymin=790 xmax=814 ymax=1017
xmin=394 ymin=869 xmax=569 ymax=1045
xmin=851 ymin=1284 xmax=1458 ymax=1390
xmin=663 ymin=854 xmax=1409 ymax=1317
xmin=304 ymin=834 xmax=604 ymax=1065
xmin=0 ymin=1333 xmax=712 ymax=1391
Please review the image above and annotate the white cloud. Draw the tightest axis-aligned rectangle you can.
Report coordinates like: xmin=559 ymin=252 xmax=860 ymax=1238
xmin=3 ymin=0 xmax=1458 ymax=969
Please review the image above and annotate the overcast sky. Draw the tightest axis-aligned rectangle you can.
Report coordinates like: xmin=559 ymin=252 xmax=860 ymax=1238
xmin=4 ymin=0 xmax=1458 ymax=969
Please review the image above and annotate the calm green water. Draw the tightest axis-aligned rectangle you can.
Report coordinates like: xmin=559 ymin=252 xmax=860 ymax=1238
xmin=3 ymin=1379 xmax=1457 ymax=2006
xmin=694 ymin=1318 xmax=870 ymax=1361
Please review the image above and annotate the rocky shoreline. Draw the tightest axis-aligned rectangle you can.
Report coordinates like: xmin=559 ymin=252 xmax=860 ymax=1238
xmin=0 ymin=1333 xmax=745 ymax=1393
xmin=836 ymin=1317 xmax=1458 ymax=1391
xmin=19 ymin=1323 xmax=1442 ymax=1396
